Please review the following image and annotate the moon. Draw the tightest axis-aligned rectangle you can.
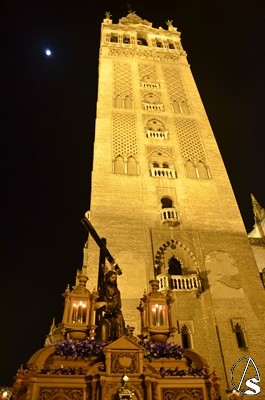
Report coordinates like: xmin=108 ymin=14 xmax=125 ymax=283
xmin=45 ymin=49 xmax=52 ymax=56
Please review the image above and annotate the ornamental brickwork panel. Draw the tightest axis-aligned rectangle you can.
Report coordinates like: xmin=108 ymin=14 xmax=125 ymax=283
xmin=112 ymin=113 xmax=137 ymax=158
xmin=162 ymin=66 xmax=189 ymax=109
xmin=113 ymin=62 xmax=133 ymax=99
xmin=175 ymin=118 xmax=206 ymax=163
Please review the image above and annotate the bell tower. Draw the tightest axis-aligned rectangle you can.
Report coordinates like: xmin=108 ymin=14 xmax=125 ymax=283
xmin=84 ymin=10 xmax=265 ymax=393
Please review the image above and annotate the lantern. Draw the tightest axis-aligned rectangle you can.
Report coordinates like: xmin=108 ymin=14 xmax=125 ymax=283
xmin=59 ymin=272 xmax=98 ymax=340
xmin=137 ymin=279 xmax=176 ymax=342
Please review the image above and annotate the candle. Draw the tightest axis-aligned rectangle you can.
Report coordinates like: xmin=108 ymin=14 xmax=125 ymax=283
xmin=159 ymin=305 xmax=163 ymax=326
xmin=81 ymin=302 xmax=87 ymax=323
xmin=72 ymin=303 xmax=78 ymax=323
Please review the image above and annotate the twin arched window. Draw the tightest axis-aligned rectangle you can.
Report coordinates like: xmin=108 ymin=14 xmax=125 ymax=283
xmin=114 ymin=156 xmax=138 ymax=175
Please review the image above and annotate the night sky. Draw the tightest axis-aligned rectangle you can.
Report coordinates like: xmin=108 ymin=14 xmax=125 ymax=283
xmin=2 ymin=0 xmax=265 ymax=387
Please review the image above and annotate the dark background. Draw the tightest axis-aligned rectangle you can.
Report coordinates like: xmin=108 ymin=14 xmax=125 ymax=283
xmin=2 ymin=0 xmax=265 ymax=386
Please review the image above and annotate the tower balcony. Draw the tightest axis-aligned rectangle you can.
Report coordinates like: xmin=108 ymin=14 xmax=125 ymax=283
xmin=146 ymin=129 xmax=168 ymax=139
xmin=160 ymin=208 xmax=179 ymax=225
xmin=141 ymin=82 xmax=160 ymax=89
xmin=156 ymin=273 xmax=201 ymax=293
xmin=143 ymin=102 xmax=164 ymax=112
xmin=151 ymin=167 xmax=176 ymax=178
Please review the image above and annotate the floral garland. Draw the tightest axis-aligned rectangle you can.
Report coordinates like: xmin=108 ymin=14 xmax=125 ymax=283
xmin=53 ymin=338 xmax=183 ymax=362
xmin=40 ymin=366 xmax=85 ymax=375
xmin=138 ymin=340 xmax=183 ymax=361
xmin=54 ymin=338 xmax=108 ymax=360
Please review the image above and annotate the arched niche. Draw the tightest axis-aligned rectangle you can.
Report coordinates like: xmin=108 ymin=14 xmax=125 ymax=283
xmin=154 ymin=239 xmax=198 ymax=276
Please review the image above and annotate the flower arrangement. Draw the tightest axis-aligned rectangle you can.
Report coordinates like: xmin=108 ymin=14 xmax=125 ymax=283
xmin=54 ymin=339 xmax=108 ymax=360
xmin=138 ymin=340 xmax=183 ymax=361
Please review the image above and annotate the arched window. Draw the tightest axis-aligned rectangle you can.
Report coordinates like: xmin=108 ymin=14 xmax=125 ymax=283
xmin=127 ymin=157 xmax=137 ymax=175
xmin=181 ymin=100 xmax=190 ymax=114
xmin=162 ymin=162 xmax=169 ymax=168
xmin=172 ymin=100 xmax=181 ymax=113
xmin=161 ymin=197 xmax=173 ymax=209
xmin=185 ymin=160 xmax=197 ymax=178
xmin=142 ymin=74 xmax=153 ymax=82
xmin=144 ymin=93 xmax=159 ymax=104
xmin=114 ymin=156 xmax=125 ymax=174
xmin=197 ymin=161 xmax=209 ymax=179
xmin=147 ymin=118 xmax=165 ymax=132
xmin=168 ymin=255 xmax=182 ymax=275
xmin=124 ymin=95 xmax=132 ymax=109
xmin=114 ymin=95 xmax=122 ymax=108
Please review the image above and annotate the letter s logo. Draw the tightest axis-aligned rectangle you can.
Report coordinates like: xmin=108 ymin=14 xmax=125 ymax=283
xmin=245 ymin=377 xmax=261 ymax=395
xmin=231 ymin=357 xmax=261 ymax=395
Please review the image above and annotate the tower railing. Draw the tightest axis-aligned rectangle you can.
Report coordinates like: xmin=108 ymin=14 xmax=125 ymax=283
xmin=150 ymin=167 xmax=176 ymax=178
xmin=156 ymin=273 xmax=201 ymax=292
xmin=146 ymin=130 xmax=168 ymax=139
xmin=143 ymin=102 xmax=164 ymax=112
xmin=160 ymin=208 xmax=179 ymax=224
xmin=141 ymin=82 xmax=160 ymax=89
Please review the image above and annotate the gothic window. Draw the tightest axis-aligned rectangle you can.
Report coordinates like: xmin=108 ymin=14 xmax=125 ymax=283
xmin=181 ymin=325 xmax=192 ymax=349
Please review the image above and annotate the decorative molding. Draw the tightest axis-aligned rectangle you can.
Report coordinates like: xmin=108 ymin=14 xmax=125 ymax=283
xmin=39 ymin=387 xmax=83 ymax=400
xmin=109 ymin=47 xmax=180 ymax=62
xmin=162 ymin=387 xmax=203 ymax=400
xmin=111 ymin=352 xmax=138 ymax=373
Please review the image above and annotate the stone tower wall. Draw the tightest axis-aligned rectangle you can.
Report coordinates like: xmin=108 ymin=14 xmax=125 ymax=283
xmin=84 ymin=14 xmax=265 ymax=396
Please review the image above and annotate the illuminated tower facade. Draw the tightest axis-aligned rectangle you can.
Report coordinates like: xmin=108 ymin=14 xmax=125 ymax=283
xmin=84 ymin=11 xmax=265 ymax=393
